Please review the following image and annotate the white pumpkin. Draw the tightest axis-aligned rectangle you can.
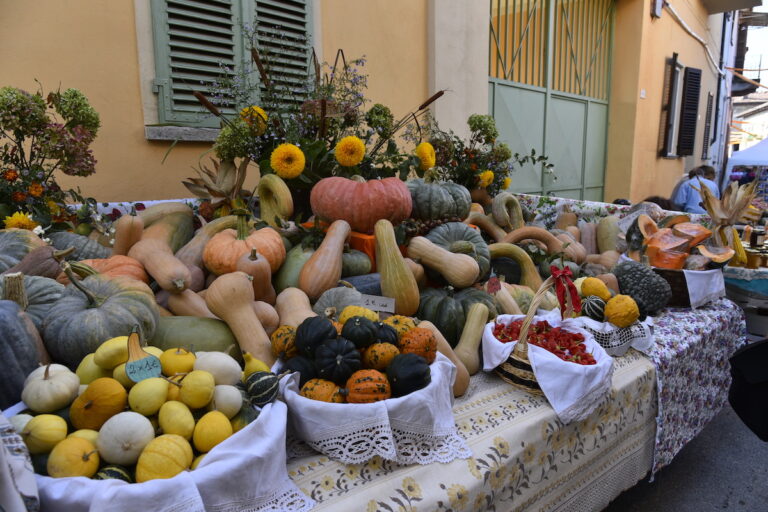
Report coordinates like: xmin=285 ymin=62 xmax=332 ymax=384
xmin=97 ymin=412 xmax=155 ymax=465
xmin=23 ymin=364 xmax=70 ymax=387
xmin=193 ymin=352 xmax=241 ymax=386
xmin=21 ymin=365 xmax=80 ymax=413
xmin=208 ymin=385 xmax=243 ymax=419
xmin=78 ymin=384 xmax=87 ymax=396
xmin=9 ymin=414 xmax=33 ymax=434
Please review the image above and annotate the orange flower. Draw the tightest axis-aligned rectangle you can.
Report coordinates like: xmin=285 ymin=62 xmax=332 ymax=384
xmin=2 ymin=169 xmax=18 ymax=182
xmin=11 ymin=191 xmax=27 ymax=202
xmin=28 ymin=182 xmax=44 ymax=197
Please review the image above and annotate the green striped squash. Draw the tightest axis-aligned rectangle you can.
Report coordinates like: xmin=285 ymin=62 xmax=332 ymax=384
xmin=245 ymin=372 xmax=279 ymax=408
xmin=582 ymin=295 xmax=606 ymax=322
xmin=93 ymin=464 xmax=133 ymax=483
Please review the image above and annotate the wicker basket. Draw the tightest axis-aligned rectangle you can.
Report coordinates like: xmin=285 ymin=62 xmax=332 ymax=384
xmin=495 ymin=275 xmax=576 ymax=395
xmin=652 ymin=268 xmax=691 ymax=307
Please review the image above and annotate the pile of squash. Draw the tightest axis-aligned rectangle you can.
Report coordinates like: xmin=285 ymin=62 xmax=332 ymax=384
xmin=9 ymin=336 xmax=278 ymax=482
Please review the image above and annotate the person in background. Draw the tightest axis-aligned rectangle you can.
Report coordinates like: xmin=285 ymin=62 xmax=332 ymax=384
xmin=672 ymin=167 xmax=719 ymax=214
xmin=700 ymin=166 xmax=721 ymax=200
xmin=643 ymin=196 xmax=674 ymax=211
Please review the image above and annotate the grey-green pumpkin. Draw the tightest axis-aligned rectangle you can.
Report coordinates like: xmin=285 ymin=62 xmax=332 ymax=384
xmin=0 ymin=229 xmax=46 ymax=273
xmin=0 ymin=274 xmax=66 ymax=331
xmin=48 ymin=231 xmax=111 ymax=260
xmin=417 ymin=287 xmax=497 ymax=347
xmin=341 ymin=249 xmax=371 ymax=277
xmin=425 ymin=222 xmax=491 ymax=278
xmin=406 ymin=179 xmax=471 ymax=221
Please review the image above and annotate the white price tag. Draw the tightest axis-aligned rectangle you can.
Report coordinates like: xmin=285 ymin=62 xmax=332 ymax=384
xmin=359 ymin=294 xmax=395 ymax=313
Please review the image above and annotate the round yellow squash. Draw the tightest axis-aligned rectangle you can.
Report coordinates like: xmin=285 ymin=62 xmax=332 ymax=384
xmin=158 ymin=401 xmax=195 ymax=440
xmin=179 ymin=370 xmax=215 ymax=409
xmin=166 ymin=374 xmax=183 ymax=401
xmin=112 ymin=363 xmax=134 ymax=389
xmin=338 ymin=305 xmax=379 ymax=324
xmin=75 ymin=353 xmax=112 ymax=384
xmin=47 ymin=437 xmax=100 ymax=478
xmin=191 ymin=453 xmax=206 ymax=470
xmin=93 ymin=336 xmax=130 ymax=370
xmin=604 ymin=294 xmax=640 ymax=328
xmin=193 ymin=410 xmax=233 ymax=453
xmin=581 ymin=277 xmax=611 ymax=302
xmin=67 ymin=429 xmax=99 ymax=445
xmin=21 ymin=414 xmax=67 ymax=454
xmin=160 ymin=348 xmax=196 ymax=377
xmin=135 ymin=434 xmax=193 ymax=483
xmin=128 ymin=377 xmax=169 ymax=416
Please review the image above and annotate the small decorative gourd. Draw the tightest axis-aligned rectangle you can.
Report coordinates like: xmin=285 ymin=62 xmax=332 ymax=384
xmin=242 ymin=352 xmax=271 ymax=382
xmin=345 ymin=369 xmax=391 ymax=403
xmin=193 ymin=410 xmax=233 ymax=453
xmin=135 ymin=434 xmax=193 ymax=483
xmin=581 ymin=295 xmax=606 ymax=322
xmin=46 ymin=437 xmax=100 ymax=478
xmin=270 ymin=325 xmax=297 ymax=359
xmin=387 ymin=353 xmax=431 ymax=397
xmin=300 ymin=378 xmax=345 ymax=403
xmin=398 ymin=327 xmax=437 ymax=364
xmin=209 ymin=384 xmax=243 ymax=419
xmin=70 ymin=377 xmax=128 ymax=430
xmin=129 ymin=377 xmax=170 ymax=415
xmin=374 ymin=322 xmax=399 ymax=345
xmin=604 ymin=294 xmax=640 ymax=328
xmin=20 ymin=414 xmax=68 ymax=454
xmin=159 ymin=347 xmax=196 ymax=376
xmin=179 ymin=370 xmax=215 ymax=409
xmin=244 ymin=371 xmax=279 ymax=407
xmin=22 ymin=364 xmax=80 ymax=413
xmin=581 ymin=277 xmax=612 ymax=302
xmin=193 ymin=351 xmax=241 ymax=386
xmin=338 ymin=305 xmax=378 ymax=324
xmin=94 ymin=464 xmax=133 ymax=482
xmin=284 ymin=356 xmax=317 ymax=388
xmin=314 ymin=338 xmax=362 ymax=385
xmin=96 ymin=412 xmax=155 ymax=465
xmin=158 ymin=400 xmax=195 ymax=440
xmin=74 ymin=353 xmax=112 ymax=385
xmin=382 ymin=315 xmax=417 ymax=339
xmin=295 ymin=316 xmax=338 ymax=358
xmin=340 ymin=316 xmax=379 ymax=349
xmin=362 ymin=343 xmax=400 ymax=371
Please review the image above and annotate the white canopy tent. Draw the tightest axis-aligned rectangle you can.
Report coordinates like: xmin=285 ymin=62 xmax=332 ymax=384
xmin=722 ymin=138 xmax=768 ymax=188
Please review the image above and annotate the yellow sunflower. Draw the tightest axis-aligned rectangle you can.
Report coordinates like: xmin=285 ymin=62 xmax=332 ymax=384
xmin=415 ymin=141 xmax=436 ymax=170
xmin=239 ymin=105 xmax=268 ymax=135
xmin=502 ymin=176 xmax=512 ymax=189
xmin=478 ymin=170 xmax=495 ymax=188
xmin=4 ymin=212 xmax=38 ymax=230
xmin=334 ymin=136 xmax=366 ymax=167
xmin=270 ymin=143 xmax=305 ymax=179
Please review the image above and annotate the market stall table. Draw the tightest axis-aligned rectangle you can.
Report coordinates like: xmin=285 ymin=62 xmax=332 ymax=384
xmin=287 ymin=299 xmax=745 ymax=511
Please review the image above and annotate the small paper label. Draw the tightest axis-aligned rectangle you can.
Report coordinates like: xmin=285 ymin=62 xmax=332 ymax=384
xmin=126 ymin=355 xmax=162 ymax=382
xmin=360 ymin=294 xmax=395 ymax=313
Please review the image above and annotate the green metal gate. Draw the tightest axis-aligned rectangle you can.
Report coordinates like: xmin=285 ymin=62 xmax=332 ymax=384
xmin=489 ymin=0 xmax=613 ymax=200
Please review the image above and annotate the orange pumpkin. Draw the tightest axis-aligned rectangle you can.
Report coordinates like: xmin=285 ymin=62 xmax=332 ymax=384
xmin=270 ymin=325 xmax=297 ymax=359
xmin=70 ymin=377 xmax=128 ymax=430
xmin=362 ymin=343 xmax=400 ymax=371
xmin=345 ymin=369 xmax=391 ymax=403
xmin=202 ymin=211 xmax=285 ymax=275
xmin=57 ymin=255 xmax=149 ymax=285
xmin=398 ymin=327 xmax=437 ymax=363
xmin=300 ymin=378 xmax=345 ymax=403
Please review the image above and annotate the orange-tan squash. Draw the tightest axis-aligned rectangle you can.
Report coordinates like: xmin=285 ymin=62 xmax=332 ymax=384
xmin=111 ymin=213 xmax=144 ymax=256
xmin=202 ymin=212 xmax=285 ymax=275
xmin=298 ymin=220 xmax=350 ymax=301
xmin=418 ymin=320 xmax=469 ymax=397
xmin=375 ymin=220 xmax=420 ymax=316
xmin=407 ymin=237 xmax=479 ymax=288
xmin=274 ymin=287 xmax=317 ymax=328
xmin=237 ymin=249 xmax=275 ymax=304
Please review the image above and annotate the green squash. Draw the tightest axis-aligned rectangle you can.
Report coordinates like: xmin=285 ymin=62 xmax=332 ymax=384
xmin=386 ymin=353 xmax=431 ymax=397
xmin=41 ymin=271 xmax=159 ymax=369
xmin=295 ymin=316 xmax=338 ymax=358
xmin=283 ymin=355 xmax=317 ymax=388
xmin=581 ymin=295 xmax=606 ymax=322
xmin=274 ymin=245 xmax=315 ymax=293
xmin=0 ymin=300 xmax=49 ymax=409
xmin=425 ymin=222 xmax=491 ymax=278
xmin=375 ymin=322 xmax=399 ymax=345
xmin=406 ymin=179 xmax=471 ymax=221
xmin=149 ymin=316 xmax=240 ymax=361
xmin=0 ymin=228 xmax=45 ymax=273
xmin=341 ymin=249 xmax=371 ymax=277
xmin=315 ymin=337 xmax=361 ymax=385
xmin=312 ymin=285 xmax=363 ymax=316
xmin=48 ymin=231 xmax=111 ymax=260
xmin=94 ymin=464 xmax=133 ymax=483
xmin=245 ymin=371 xmax=279 ymax=407
xmin=231 ymin=402 xmax=260 ymax=432
xmin=340 ymin=316 xmax=378 ymax=349
xmin=0 ymin=274 xmax=65 ymax=331
xmin=417 ymin=287 xmax=497 ymax=347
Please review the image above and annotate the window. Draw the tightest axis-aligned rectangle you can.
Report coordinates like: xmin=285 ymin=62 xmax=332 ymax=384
xmin=150 ymin=0 xmax=312 ymax=128
xmin=701 ymin=92 xmax=713 ymax=159
xmin=676 ymin=67 xmax=701 ymax=157
xmin=659 ymin=54 xmax=702 ymax=158
xmin=660 ymin=54 xmax=684 ymax=158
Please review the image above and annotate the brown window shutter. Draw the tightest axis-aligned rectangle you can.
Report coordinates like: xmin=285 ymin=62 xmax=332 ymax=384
xmin=659 ymin=53 xmax=679 ymax=157
xmin=677 ymin=67 xmax=702 ymax=157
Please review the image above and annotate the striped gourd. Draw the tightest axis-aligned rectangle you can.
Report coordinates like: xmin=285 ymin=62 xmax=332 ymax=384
xmin=93 ymin=464 xmax=133 ymax=483
xmin=244 ymin=372 xmax=279 ymax=407
xmin=582 ymin=295 xmax=606 ymax=322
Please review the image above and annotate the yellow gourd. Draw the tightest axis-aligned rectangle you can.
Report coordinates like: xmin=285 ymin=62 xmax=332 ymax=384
xmin=75 ymin=353 xmax=112 ymax=384
xmin=128 ymin=377 xmax=169 ymax=416
xmin=160 ymin=347 xmax=196 ymax=376
xmin=68 ymin=429 xmax=99 ymax=445
xmin=93 ymin=336 xmax=130 ymax=369
xmin=604 ymin=295 xmax=640 ymax=328
xmin=193 ymin=410 xmax=233 ymax=453
xmin=581 ymin=277 xmax=612 ymax=302
xmin=47 ymin=437 xmax=100 ymax=478
xmin=179 ymin=370 xmax=215 ymax=409
xmin=135 ymin=434 xmax=193 ymax=483
xmin=145 ymin=346 xmax=164 ymax=359
xmin=242 ymin=352 xmax=271 ymax=382
xmin=158 ymin=401 xmax=195 ymax=440
xmin=112 ymin=363 xmax=134 ymax=389
xmin=166 ymin=375 xmax=184 ymax=401
xmin=21 ymin=414 xmax=67 ymax=454
xmin=70 ymin=377 xmax=128 ymax=430
xmin=191 ymin=453 xmax=206 ymax=470
xmin=338 ymin=305 xmax=378 ymax=324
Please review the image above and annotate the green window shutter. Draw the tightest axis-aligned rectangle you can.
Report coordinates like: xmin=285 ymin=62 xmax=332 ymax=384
xmin=151 ymin=0 xmax=248 ymax=127
xmin=253 ymin=0 xmax=312 ymax=112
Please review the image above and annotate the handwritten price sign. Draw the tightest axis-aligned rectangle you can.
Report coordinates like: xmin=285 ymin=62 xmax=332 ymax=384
xmin=126 ymin=355 xmax=162 ymax=382
xmin=360 ymin=294 xmax=395 ymax=313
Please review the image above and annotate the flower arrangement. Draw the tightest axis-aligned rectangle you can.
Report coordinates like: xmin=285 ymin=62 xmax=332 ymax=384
xmin=0 ymin=85 xmax=101 ymax=229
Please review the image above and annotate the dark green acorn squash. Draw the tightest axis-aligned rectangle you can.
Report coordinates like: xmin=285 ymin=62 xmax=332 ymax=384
xmin=340 ymin=316 xmax=379 ymax=349
xmin=314 ymin=337 xmax=362 ymax=385
xmin=341 ymin=249 xmax=372 ymax=277
xmin=295 ymin=316 xmax=338 ymax=358
xmin=386 ymin=353 xmax=431 ymax=397
xmin=375 ymin=322 xmax=399 ymax=345
xmin=283 ymin=355 xmax=318 ymax=388
xmin=425 ymin=222 xmax=491 ymax=278
xmin=417 ymin=287 xmax=497 ymax=347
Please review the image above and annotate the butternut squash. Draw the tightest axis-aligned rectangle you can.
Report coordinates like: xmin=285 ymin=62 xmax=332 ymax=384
xmin=491 ymin=192 xmax=524 ymax=231
xmin=596 ymin=216 xmax=620 ymax=253
xmin=274 ymin=287 xmax=317 ymax=327
xmin=554 ymin=233 xmax=587 ymax=264
xmin=137 ymin=202 xmax=193 ymax=227
xmin=139 ymin=212 xmax=194 ymax=253
xmin=453 ymin=302 xmax=489 ymax=375
xmin=464 ymin=212 xmax=507 ymax=242
xmin=252 ymin=301 xmax=279 ymax=336
xmin=298 ymin=220 xmax=350 ymax=301
xmin=158 ymin=306 xmax=174 ymax=317
xmin=488 ymin=243 xmax=543 ymax=290
xmin=167 ymin=290 xmax=216 ymax=318
xmin=483 ymin=280 xmax=522 ymax=315
xmin=374 ymin=220 xmax=420 ymax=316
xmin=502 ymin=227 xmax=584 ymax=263
xmin=205 ymin=272 xmax=274 ymax=366
xmin=129 ymin=239 xmax=191 ymax=293
xmin=565 ymin=225 xmax=580 ymax=242
xmin=236 ymin=249 xmax=275 ymax=305
xmin=407 ymin=237 xmax=479 ymax=289
xmin=585 ymin=250 xmax=621 ymax=269
xmin=580 ymin=222 xmax=598 ymax=254
xmin=404 ymin=258 xmax=427 ymax=289
xmin=111 ymin=213 xmax=144 ymax=256
xmin=418 ymin=320 xmax=469 ymax=397
xmin=186 ymin=263 xmax=206 ymax=292
xmin=469 ymin=203 xmax=485 ymax=214
xmin=554 ymin=206 xmax=578 ymax=230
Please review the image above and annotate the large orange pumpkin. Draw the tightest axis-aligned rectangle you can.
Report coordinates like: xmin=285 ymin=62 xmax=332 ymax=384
xmin=202 ymin=211 xmax=285 ymax=275
xmin=57 ymin=256 xmax=149 ymax=285
xmin=310 ymin=176 xmax=412 ymax=234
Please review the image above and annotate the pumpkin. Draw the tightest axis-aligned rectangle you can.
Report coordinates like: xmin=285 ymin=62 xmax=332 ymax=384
xmin=338 ymin=305 xmax=378 ymax=324
xmin=41 ymin=269 xmax=159 ymax=369
xmin=129 ymin=377 xmax=170 ymax=415
xmin=582 ymin=295 xmax=606 ymax=321
xmin=97 ymin=411 xmax=155 ymax=465
xmin=274 ymin=244 xmax=315 ymax=293
xmin=398 ymin=327 xmax=437 ymax=363
xmin=310 ymin=176 xmax=412 ymax=233
xmin=299 ymin=220 xmax=351 ymax=301
xmin=341 ymin=248 xmax=372 ymax=277
xmin=150 ymin=316 xmax=239 ymax=356
xmin=160 ymin=347 xmax=196 ymax=376
xmin=375 ymin=322 xmax=399 ymax=345
xmin=74 ymin=255 xmax=149 ymax=284
xmin=0 ymin=228 xmax=46 ymax=272
xmin=672 ymin=222 xmax=712 ymax=246
xmin=581 ymin=277 xmax=611 ymax=302
xmin=46 ymin=437 xmax=99 ymax=478
xmin=375 ymin=219 xmax=420 ymax=315
xmin=270 ymin=325 xmax=297 ymax=359
xmin=244 ymin=371 xmax=279 ymax=407
xmin=0 ymin=300 xmax=49 ymax=409
xmin=425 ymin=222 xmax=491 ymax=277
xmin=21 ymin=414 xmax=68 ymax=454
xmin=193 ymin=410 xmax=232 ymax=452
xmin=345 ymin=369 xmax=391 ymax=403
xmin=604 ymin=295 xmax=640 ymax=328
xmin=70 ymin=377 xmax=128 ymax=430
xmin=295 ymin=316 xmax=338 ymax=358
xmin=194 ymin=351 xmax=242 ymax=386
xmin=697 ymin=245 xmax=735 ymax=268
xmin=94 ymin=465 xmax=133 ymax=483
xmin=48 ymin=231 xmax=111 ymax=260
xmin=135 ymin=434 xmax=193 ymax=482
xmin=275 ymin=287 xmax=317 ymax=328
xmin=0 ymin=273 xmax=65 ymax=331
xmin=340 ymin=316 xmax=379 ymax=349
xmin=407 ymin=236 xmax=480 ymax=288
xmin=362 ymin=342 xmax=400 ymax=371
xmin=417 ymin=287 xmax=497 ymax=347
xmin=203 ymin=211 xmax=285 ymax=275
xmin=312 ymin=284 xmax=363 ymax=316
xmin=387 ymin=353 xmax=431 ymax=398
xmin=406 ymin=177 xmax=471 ymax=221
xmin=315 ymin=337 xmax=361 ymax=385
xmin=382 ymin=315 xmax=417 ymax=339
xmin=4 ymin=245 xmax=74 ymax=279
xmin=209 ymin=384 xmax=243 ymax=419
xmin=300 ymin=378 xmax=345 ymax=403
xmin=284 ymin=356 xmax=318 ymax=388
xmin=257 ymin=173 xmax=294 ymax=227
xmin=237 ymin=249 xmax=276 ymax=304
xmin=22 ymin=364 xmax=80 ymax=413
xmin=179 ymin=370 xmax=215 ymax=409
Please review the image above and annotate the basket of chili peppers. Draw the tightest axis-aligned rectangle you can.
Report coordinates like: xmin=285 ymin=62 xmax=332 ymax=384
xmin=481 ymin=270 xmax=614 ymax=423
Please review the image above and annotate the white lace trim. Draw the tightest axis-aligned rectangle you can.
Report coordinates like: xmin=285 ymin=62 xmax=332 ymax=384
xmin=556 ymin=369 xmax=614 ymax=424
xmin=206 ymin=481 xmax=315 ymax=512
xmin=307 ymin=423 xmax=397 ymax=464
xmin=390 ymin=428 xmax=472 ymax=465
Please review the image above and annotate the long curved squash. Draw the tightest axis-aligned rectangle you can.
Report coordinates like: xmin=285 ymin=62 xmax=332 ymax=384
xmin=374 ymin=220 xmax=419 ymax=316
xmin=491 ymin=192 xmax=525 ymax=231
xmin=257 ymin=174 xmax=294 ymax=228
xmin=501 ymin=226 xmax=584 ymax=263
xmin=464 ymin=212 xmax=507 ymax=242
xmin=418 ymin=320 xmax=469 ymax=397
xmin=488 ymin=243 xmax=543 ymax=290
xmin=137 ymin=202 xmax=193 ymax=227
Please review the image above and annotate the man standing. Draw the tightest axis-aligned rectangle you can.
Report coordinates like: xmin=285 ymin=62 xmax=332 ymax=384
xmin=673 ymin=166 xmax=719 ymax=214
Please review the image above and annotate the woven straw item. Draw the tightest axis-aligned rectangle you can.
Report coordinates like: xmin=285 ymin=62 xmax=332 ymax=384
xmin=495 ymin=275 xmax=575 ymax=395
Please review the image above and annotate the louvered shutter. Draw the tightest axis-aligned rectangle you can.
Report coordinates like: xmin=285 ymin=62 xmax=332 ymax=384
xmin=151 ymin=0 xmax=246 ymax=127
xmin=701 ymin=92 xmax=713 ymax=159
xmin=254 ymin=0 xmax=312 ymax=112
xmin=676 ymin=67 xmax=702 ymax=157
xmin=659 ymin=53 xmax=679 ymax=157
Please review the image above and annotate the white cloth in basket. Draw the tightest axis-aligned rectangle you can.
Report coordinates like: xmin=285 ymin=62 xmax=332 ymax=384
xmin=35 ymin=400 xmax=315 ymax=512
xmin=279 ymin=353 xmax=471 ymax=465
xmin=683 ymin=269 xmax=726 ymax=308
xmin=482 ymin=310 xmax=614 ymax=424
xmin=567 ymin=316 xmax=655 ymax=356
